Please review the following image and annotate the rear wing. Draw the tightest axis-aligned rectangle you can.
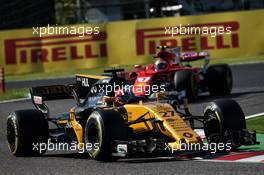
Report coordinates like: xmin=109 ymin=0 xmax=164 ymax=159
xmin=30 ymin=85 xmax=73 ymax=116
xmin=180 ymin=51 xmax=209 ymax=62
xmin=30 ymin=74 xmax=111 ymax=115
xmin=30 ymin=85 xmax=72 ymax=101
xmin=158 ymin=46 xmax=210 ymax=67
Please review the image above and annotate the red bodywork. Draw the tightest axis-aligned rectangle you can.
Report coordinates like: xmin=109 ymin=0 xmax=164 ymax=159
xmin=124 ymin=47 xmax=209 ymax=96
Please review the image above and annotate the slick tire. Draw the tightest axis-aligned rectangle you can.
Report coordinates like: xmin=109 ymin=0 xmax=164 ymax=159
xmin=6 ymin=109 xmax=49 ymax=156
xmin=203 ymin=99 xmax=246 ymax=149
xmin=174 ymin=70 xmax=198 ymax=101
xmin=85 ymin=110 xmax=127 ymax=161
xmin=205 ymin=64 xmax=233 ymax=95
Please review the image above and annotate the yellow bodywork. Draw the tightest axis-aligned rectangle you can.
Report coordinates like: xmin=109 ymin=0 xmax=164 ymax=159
xmin=56 ymin=108 xmax=84 ymax=144
xmin=59 ymin=101 xmax=201 ymax=151
xmin=124 ymin=102 xmax=201 ymax=150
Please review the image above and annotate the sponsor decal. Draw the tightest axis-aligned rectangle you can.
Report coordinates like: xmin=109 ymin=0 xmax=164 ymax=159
xmin=183 ymin=132 xmax=193 ymax=138
xmin=136 ymin=21 xmax=239 ymax=55
xmin=117 ymin=144 xmax=128 ymax=153
xmin=81 ymin=77 xmax=89 ymax=87
xmin=4 ymin=32 xmax=107 ymax=65
xmin=36 ymin=85 xmax=70 ymax=95
xmin=33 ymin=96 xmax=42 ymax=104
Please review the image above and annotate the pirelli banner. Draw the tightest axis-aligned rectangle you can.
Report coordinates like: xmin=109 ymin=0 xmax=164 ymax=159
xmin=1 ymin=9 xmax=264 ymax=75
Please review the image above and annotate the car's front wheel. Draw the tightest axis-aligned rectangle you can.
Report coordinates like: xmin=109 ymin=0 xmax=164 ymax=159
xmin=84 ymin=110 xmax=127 ymax=161
xmin=203 ymin=99 xmax=246 ymax=150
xmin=174 ymin=70 xmax=198 ymax=101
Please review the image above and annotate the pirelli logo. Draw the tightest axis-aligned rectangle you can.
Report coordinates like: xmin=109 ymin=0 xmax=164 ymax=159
xmin=136 ymin=21 xmax=240 ymax=55
xmin=4 ymin=32 xmax=107 ymax=65
xmin=2 ymin=21 xmax=241 ymax=66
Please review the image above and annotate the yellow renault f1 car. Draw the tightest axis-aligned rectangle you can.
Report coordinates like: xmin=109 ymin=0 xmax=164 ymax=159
xmin=6 ymin=69 xmax=258 ymax=161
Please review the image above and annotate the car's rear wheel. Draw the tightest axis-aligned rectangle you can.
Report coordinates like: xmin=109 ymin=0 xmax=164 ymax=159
xmin=205 ymin=64 xmax=233 ymax=95
xmin=203 ymin=99 xmax=246 ymax=150
xmin=6 ymin=109 xmax=49 ymax=156
xmin=84 ymin=110 xmax=127 ymax=161
xmin=174 ymin=70 xmax=198 ymax=101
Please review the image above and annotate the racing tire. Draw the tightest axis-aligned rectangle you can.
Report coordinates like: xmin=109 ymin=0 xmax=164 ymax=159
xmin=203 ymin=99 xmax=246 ymax=150
xmin=174 ymin=70 xmax=198 ymax=101
xmin=6 ymin=109 xmax=49 ymax=156
xmin=85 ymin=110 xmax=127 ymax=161
xmin=205 ymin=64 xmax=233 ymax=96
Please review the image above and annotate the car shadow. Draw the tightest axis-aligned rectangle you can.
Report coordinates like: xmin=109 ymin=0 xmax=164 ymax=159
xmin=44 ymin=152 xmax=187 ymax=163
xmin=41 ymin=149 xmax=261 ymax=163
xmin=42 ymin=152 xmax=172 ymax=163
xmin=43 ymin=152 xmax=91 ymax=159
xmin=119 ymin=157 xmax=186 ymax=163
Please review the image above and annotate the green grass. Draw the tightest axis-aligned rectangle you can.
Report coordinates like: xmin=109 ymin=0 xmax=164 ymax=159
xmin=246 ymin=116 xmax=264 ymax=134
xmin=240 ymin=116 xmax=264 ymax=151
xmin=0 ymin=89 xmax=29 ymax=101
xmin=5 ymin=55 xmax=264 ymax=82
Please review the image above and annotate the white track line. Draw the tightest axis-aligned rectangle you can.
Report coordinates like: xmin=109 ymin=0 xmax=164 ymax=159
xmin=245 ymin=112 xmax=264 ymax=120
xmin=236 ymin=155 xmax=264 ymax=163
xmin=197 ymin=159 xmax=264 ymax=164
xmin=0 ymin=97 xmax=30 ymax=104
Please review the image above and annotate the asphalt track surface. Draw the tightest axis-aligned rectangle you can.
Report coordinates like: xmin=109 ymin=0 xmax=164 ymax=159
xmin=1 ymin=63 xmax=264 ymax=175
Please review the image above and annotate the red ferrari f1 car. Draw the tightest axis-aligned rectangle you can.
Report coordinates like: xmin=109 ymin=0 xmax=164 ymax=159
xmin=124 ymin=46 xmax=232 ymax=100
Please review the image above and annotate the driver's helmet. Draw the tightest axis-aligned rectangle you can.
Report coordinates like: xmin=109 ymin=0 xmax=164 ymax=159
xmin=155 ymin=59 xmax=168 ymax=70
